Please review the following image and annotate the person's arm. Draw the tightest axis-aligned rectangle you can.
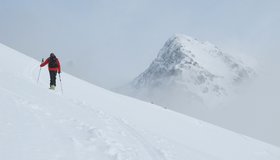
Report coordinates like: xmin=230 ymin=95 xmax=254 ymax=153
xmin=40 ymin=58 xmax=49 ymax=67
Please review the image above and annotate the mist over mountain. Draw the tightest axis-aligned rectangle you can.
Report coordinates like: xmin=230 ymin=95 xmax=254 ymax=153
xmin=120 ymin=34 xmax=256 ymax=111
xmin=116 ymin=34 xmax=280 ymax=147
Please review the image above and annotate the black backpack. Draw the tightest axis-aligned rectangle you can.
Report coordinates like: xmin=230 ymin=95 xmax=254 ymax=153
xmin=48 ymin=56 xmax=58 ymax=68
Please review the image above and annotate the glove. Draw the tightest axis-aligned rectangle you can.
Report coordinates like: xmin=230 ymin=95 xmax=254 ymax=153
xmin=40 ymin=58 xmax=44 ymax=67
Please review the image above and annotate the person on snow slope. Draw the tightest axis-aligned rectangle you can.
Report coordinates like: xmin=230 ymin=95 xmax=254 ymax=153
xmin=40 ymin=53 xmax=61 ymax=90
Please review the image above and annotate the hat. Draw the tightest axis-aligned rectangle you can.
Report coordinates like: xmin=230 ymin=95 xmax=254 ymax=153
xmin=50 ymin=53 xmax=55 ymax=57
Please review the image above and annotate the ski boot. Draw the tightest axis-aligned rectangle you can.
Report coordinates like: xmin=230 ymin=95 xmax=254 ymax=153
xmin=49 ymin=85 xmax=56 ymax=90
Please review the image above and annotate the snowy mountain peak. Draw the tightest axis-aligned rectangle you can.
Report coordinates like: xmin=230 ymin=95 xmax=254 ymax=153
xmin=126 ymin=34 xmax=255 ymax=106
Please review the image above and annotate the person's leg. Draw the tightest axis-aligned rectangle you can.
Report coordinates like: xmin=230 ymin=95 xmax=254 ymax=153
xmin=49 ymin=71 xmax=57 ymax=88
xmin=53 ymin=71 xmax=57 ymax=86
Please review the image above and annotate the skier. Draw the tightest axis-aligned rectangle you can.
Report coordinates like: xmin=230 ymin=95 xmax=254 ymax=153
xmin=40 ymin=53 xmax=61 ymax=90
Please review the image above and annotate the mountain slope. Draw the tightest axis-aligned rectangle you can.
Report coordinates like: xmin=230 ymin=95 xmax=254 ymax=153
xmin=0 ymin=43 xmax=279 ymax=160
xmin=121 ymin=34 xmax=255 ymax=108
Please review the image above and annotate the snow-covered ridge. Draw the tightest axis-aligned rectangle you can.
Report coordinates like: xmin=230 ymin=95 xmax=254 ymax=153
xmin=126 ymin=34 xmax=255 ymax=106
xmin=0 ymin=43 xmax=279 ymax=160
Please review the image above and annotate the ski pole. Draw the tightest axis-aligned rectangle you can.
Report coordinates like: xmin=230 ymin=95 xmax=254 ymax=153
xmin=37 ymin=58 xmax=44 ymax=83
xmin=59 ymin=73 xmax=63 ymax=94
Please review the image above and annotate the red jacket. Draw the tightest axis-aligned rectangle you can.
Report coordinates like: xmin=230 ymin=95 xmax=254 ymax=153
xmin=40 ymin=57 xmax=61 ymax=73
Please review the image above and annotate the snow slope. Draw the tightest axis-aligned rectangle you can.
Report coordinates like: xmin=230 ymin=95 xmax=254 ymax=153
xmin=0 ymin=43 xmax=279 ymax=160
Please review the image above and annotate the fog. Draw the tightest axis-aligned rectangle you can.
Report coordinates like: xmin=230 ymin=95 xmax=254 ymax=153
xmin=120 ymin=54 xmax=280 ymax=146
xmin=0 ymin=0 xmax=280 ymax=146
xmin=0 ymin=0 xmax=280 ymax=89
xmin=209 ymin=57 xmax=280 ymax=146
xmin=170 ymin=56 xmax=280 ymax=146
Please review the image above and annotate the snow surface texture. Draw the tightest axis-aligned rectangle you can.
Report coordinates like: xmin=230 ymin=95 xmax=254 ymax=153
xmin=121 ymin=34 xmax=255 ymax=108
xmin=0 ymin=43 xmax=279 ymax=160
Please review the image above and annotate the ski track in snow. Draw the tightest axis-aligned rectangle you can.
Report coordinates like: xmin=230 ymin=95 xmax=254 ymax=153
xmin=70 ymin=99 xmax=220 ymax=160
xmin=1 ymin=65 xmax=216 ymax=160
xmin=71 ymin=99 xmax=171 ymax=160
xmin=6 ymin=64 xmax=175 ymax=160
xmin=30 ymin=64 xmax=141 ymax=159
xmin=115 ymin=119 xmax=169 ymax=160
xmin=6 ymin=63 xmax=241 ymax=160
xmin=0 ymin=77 xmax=218 ymax=160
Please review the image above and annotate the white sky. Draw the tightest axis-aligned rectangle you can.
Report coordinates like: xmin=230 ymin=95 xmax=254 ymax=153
xmin=0 ymin=0 xmax=280 ymax=89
